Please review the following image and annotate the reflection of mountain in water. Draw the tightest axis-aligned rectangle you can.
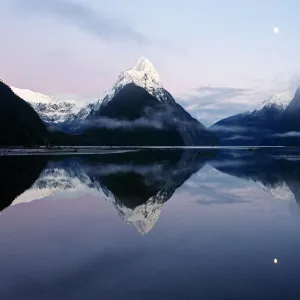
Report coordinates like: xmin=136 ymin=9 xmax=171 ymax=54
xmin=5 ymin=148 xmax=300 ymax=232
xmin=12 ymin=150 xmax=211 ymax=234
xmin=0 ymin=156 xmax=47 ymax=212
xmin=209 ymin=149 xmax=300 ymax=204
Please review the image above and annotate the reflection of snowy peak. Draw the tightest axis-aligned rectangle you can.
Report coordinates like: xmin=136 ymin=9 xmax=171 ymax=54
xmin=13 ymin=165 xmax=165 ymax=235
xmin=126 ymin=201 xmax=163 ymax=235
xmin=101 ymin=188 xmax=164 ymax=235
xmin=11 ymin=160 xmax=175 ymax=234
xmin=11 ymin=150 xmax=204 ymax=234
xmin=107 ymin=186 xmax=175 ymax=235
xmin=13 ymin=166 xmax=94 ymax=205
xmin=11 ymin=87 xmax=83 ymax=124
xmin=256 ymin=181 xmax=294 ymax=201
xmin=12 ymin=161 xmax=168 ymax=234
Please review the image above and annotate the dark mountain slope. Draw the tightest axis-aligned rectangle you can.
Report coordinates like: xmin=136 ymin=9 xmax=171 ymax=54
xmin=0 ymin=81 xmax=50 ymax=146
xmin=75 ymin=84 xmax=184 ymax=146
xmin=283 ymin=88 xmax=300 ymax=132
xmin=55 ymin=84 xmax=219 ymax=146
xmin=211 ymin=104 xmax=286 ymax=146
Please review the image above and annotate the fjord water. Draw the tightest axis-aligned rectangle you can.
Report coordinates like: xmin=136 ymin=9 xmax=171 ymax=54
xmin=1 ymin=149 xmax=300 ymax=299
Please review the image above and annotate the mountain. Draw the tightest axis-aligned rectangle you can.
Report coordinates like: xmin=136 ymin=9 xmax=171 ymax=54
xmin=211 ymin=92 xmax=292 ymax=145
xmin=256 ymin=87 xmax=300 ymax=145
xmin=11 ymin=87 xmax=84 ymax=124
xmin=57 ymin=57 xmax=219 ymax=146
xmin=0 ymin=81 xmax=51 ymax=146
xmin=11 ymin=149 xmax=211 ymax=234
xmin=67 ymin=84 xmax=186 ymax=145
xmin=73 ymin=56 xmax=174 ymax=120
xmin=258 ymin=92 xmax=291 ymax=111
xmin=281 ymin=87 xmax=300 ymax=140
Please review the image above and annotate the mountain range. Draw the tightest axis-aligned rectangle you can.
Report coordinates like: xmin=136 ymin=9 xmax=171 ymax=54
xmin=211 ymin=87 xmax=300 ymax=145
xmin=3 ymin=56 xmax=300 ymax=146
xmin=11 ymin=87 xmax=85 ymax=124
xmin=59 ymin=57 xmax=218 ymax=146
xmin=2 ymin=57 xmax=218 ymax=147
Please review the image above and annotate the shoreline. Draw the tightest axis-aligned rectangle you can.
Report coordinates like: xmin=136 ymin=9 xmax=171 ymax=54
xmin=0 ymin=145 xmax=293 ymax=156
xmin=0 ymin=147 xmax=140 ymax=156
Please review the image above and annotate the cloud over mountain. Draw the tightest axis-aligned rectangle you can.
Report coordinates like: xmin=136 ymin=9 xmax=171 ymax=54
xmin=177 ymin=85 xmax=256 ymax=126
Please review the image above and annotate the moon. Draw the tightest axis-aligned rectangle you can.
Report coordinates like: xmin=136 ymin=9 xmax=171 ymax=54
xmin=274 ymin=27 xmax=279 ymax=34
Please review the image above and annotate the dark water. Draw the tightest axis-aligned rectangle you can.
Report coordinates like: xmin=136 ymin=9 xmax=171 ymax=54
xmin=1 ymin=148 xmax=300 ymax=300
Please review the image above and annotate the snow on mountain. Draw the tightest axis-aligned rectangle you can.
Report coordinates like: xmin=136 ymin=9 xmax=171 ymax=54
xmin=258 ymin=91 xmax=293 ymax=111
xmin=74 ymin=56 xmax=174 ymax=121
xmin=112 ymin=56 xmax=162 ymax=92
xmin=11 ymin=86 xmax=85 ymax=124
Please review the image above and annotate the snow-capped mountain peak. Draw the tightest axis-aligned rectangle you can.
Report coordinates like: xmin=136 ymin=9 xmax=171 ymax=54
xmin=131 ymin=56 xmax=161 ymax=85
xmin=117 ymin=56 xmax=162 ymax=90
xmin=258 ymin=92 xmax=292 ymax=111
xmin=11 ymin=86 xmax=84 ymax=124
xmin=12 ymin=86 xmax=56 ymax=104
xmin=98 ymin=57 xmax=163 ymax=108
xmin=133 ymin=56 xmax=153 ymax=70
xmin=76 ymin=56 xmax=168 ymax=119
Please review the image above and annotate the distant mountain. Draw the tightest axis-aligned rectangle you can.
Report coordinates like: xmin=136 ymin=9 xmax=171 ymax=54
xmin=55 ymin=57 xmax=219 ymax=146
xmin=0 ymin=81 xmax=51 ymax=146
xmin=259 ymin=89 xmax=300 ymax=145
xmin=11 ymin=87 xmax=84 ymax=124
xmin=211 ymin=91 xmax=294 ymax=145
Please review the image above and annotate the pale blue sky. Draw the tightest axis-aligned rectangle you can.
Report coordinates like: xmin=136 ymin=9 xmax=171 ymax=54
xmin=1 ymin=0 xmax=300 ymax=124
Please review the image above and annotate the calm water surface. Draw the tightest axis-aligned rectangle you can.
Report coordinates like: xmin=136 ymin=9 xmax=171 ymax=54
xmin=1 ymin=149 xmax=300 ymax=300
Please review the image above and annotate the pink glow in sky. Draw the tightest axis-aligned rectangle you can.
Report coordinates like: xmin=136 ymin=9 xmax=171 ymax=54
xmin=2 ymin=0 xmax=300 ymax=124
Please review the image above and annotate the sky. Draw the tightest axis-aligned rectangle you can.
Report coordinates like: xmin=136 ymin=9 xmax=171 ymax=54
xmin=1 ymin=0 xmax=300 ymax=125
